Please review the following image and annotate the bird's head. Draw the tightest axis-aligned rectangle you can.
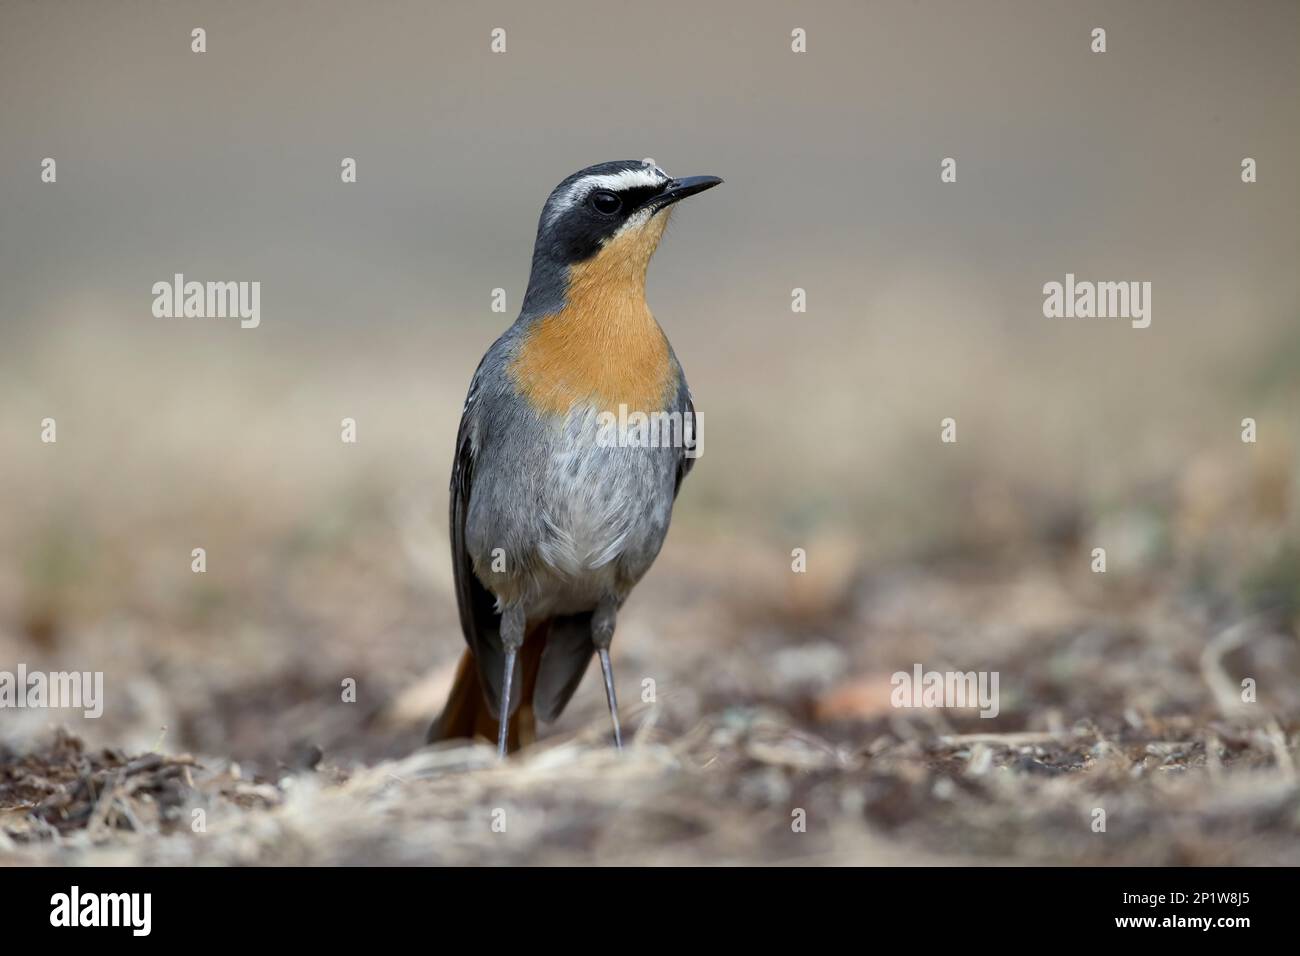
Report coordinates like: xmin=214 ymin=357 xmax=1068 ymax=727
xmin=524 ymin=160 xmax=722 ymax=308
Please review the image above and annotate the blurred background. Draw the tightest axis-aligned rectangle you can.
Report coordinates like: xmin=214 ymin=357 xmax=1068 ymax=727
xmin=1 ymin=0 xmax=1297 ymax=864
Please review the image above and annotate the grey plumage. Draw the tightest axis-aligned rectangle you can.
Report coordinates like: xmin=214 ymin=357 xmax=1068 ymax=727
xmin=435 ymin=160 xmax=715 ymax=747
xmin=451 ymin=312 xmax=694 ymax=720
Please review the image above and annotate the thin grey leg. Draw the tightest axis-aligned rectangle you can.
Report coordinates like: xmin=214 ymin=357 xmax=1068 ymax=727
xmin=497 ymin=604 xmax=526 ymax=759
xmin=593 ymin=600 xmax=622 ymax=751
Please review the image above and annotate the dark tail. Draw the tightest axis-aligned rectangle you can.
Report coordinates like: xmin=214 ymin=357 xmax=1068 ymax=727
xmin=426 ymin=625 xmax=547 ymax=753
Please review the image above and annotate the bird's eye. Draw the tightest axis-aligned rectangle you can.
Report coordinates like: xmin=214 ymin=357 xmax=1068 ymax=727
xmin=589 ymin=190 xmax=622 ymax=215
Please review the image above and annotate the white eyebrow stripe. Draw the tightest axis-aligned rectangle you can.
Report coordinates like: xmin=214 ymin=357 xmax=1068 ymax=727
xmin=578 ymin=167 xmax=669 ymax=193
xmin=546 ymin=166 xmax=671 ymax=224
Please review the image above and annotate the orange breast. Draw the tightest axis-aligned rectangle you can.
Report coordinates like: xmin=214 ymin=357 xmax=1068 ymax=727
xmin=508 ymin=216 xmax=676 ymax=416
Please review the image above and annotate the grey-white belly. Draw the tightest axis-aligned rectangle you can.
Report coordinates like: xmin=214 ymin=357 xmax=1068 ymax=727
xmin=465 ymin=405 xmax=678 ymax=616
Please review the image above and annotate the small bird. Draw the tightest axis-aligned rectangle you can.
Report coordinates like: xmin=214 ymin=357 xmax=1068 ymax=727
xmin=428 ymin=160 xmax=721 ymax=757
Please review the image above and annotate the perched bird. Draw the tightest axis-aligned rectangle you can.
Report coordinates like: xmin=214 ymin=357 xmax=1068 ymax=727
xmin=428 ymin=160 xmax=721 ymax=757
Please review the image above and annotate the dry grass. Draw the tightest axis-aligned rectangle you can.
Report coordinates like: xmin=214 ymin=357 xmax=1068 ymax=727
xmin=3 ymin=531 xmax=1299 ymax=865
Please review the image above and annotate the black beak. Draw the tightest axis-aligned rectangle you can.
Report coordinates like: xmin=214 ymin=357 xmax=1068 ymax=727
xmin=645 ymin=175 xmax=723 ymax=212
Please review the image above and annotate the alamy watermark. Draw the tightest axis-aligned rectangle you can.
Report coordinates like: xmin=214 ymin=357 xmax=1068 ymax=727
xmin=1043 ymin=273 xmax=1151 ymax=329
xmin=0 ymin=664 xmax=103 ymax=718
xmin=595 ymin=404 xmax=702 ymax=458
xmin=891 ymin=664 xmax=999 ymax=718
xmin=152 ymin=273 xmax=260 ymax=328
xmin=50 ymin=886 xmax=150 ymax=936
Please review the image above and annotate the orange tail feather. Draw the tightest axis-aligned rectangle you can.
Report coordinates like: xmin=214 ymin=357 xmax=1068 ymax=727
xmin=427 ymin=626 xmax=546 ymax=753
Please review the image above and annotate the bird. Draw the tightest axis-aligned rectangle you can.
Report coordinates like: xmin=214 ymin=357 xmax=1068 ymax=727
xmin=427 ymin=160 xmax=721 ymax=758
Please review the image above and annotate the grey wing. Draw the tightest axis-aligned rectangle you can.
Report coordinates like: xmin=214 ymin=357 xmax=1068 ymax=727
xmin=674 ymin=388 xmax=698 ymax=499
xmin=449 ymin=376 xmax=509 ymax=717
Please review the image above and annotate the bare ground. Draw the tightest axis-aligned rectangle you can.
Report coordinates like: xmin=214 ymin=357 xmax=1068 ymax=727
xmin=4 ymin=526 xmax=1299 ymax=866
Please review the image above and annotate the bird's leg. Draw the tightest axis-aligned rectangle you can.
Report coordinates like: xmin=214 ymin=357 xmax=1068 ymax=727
xmin=497 ymin=604 xmax=526 ymax=759
xmin=592 ymin=600 xmax=622 ymax=751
